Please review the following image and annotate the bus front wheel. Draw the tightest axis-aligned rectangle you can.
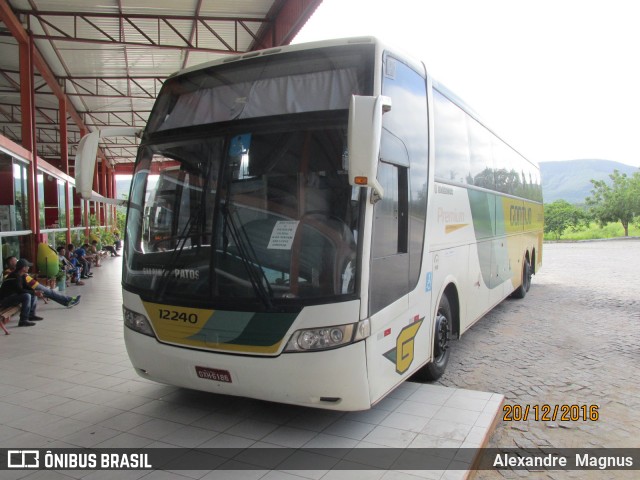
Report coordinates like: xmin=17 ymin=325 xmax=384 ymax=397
xmin=417 ymin=294 xmax=452 ymax=381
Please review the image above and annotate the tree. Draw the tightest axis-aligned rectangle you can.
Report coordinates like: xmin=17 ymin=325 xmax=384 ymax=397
xmin=585 ymin=170 xmax=640 ymax=236
xmin=544 ymin=200 xmax=586 ymax=239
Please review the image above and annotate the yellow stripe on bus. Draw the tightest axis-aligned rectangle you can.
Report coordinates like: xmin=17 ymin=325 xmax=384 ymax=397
xmin=445 ymin=223 xmax=468 ymax=234
xmin=142 ymin=301 xmax=283 ymax=354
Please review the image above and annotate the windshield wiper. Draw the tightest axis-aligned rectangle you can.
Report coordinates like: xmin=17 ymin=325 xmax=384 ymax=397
xmin=223 ymin=203 xmax=274 ymax=310
xmin=155 ymin=171 xmax=208 ymax=301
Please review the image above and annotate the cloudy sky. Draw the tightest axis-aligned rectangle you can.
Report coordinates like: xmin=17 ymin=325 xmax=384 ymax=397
xmin=294 ymin=0 xmax=640 ymax=167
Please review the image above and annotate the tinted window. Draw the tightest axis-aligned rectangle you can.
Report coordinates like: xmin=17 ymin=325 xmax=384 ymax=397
xmin=369 ymin=55 xmax=428 ymax=314
xmin=434 ymin=89 xmax=540 ymax=202
xmin=467 ymin=117 xmax=495 ymax=190
xmin=433 ymin=90 xmax=470 ymax=184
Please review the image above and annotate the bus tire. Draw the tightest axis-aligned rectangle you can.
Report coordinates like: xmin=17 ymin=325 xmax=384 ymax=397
xmin=417 ymin=294 xmax=452 ymax=381
xmin=512 ymin=258 xmax=531 ymax=299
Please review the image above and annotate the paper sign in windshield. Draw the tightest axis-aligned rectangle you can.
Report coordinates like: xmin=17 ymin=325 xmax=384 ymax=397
xmin=267 ymin=220 xmax=300 ymax=249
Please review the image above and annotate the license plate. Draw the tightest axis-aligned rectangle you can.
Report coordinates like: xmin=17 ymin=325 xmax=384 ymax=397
xmin=195 ymin=366 xmax=232 ymax=383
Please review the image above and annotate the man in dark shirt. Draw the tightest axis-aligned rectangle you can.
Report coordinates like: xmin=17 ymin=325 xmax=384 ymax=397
xmin=0 ymin=258 xmax=43 ymax=327
xmin=73 ymin=244 xmax=93 ymax=279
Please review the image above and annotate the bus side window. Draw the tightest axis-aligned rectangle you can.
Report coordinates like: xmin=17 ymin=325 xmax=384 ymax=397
xmin=371 ymin=162 xmax=408 ymax=256
xmin=368 ymin=53 xmax=428 ymax=315
xmin=369 ymin=161 xmax=410 ymax=314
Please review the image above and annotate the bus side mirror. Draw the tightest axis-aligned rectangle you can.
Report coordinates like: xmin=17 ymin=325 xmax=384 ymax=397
xmin=75 ymin=127 xmax=141 ymax=199
xmin=347 ymin=95 xmax=391 ymax=201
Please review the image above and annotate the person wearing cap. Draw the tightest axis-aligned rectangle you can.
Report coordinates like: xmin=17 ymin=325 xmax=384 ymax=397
xmin=3 ymin=256 xmax=80 ymax=308
xmin=0 ymin=258 xmax=42 ymax=326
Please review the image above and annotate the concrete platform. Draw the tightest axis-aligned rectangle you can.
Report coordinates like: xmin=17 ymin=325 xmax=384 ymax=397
xmin=0 ymin=256 xmax=503 ymax=480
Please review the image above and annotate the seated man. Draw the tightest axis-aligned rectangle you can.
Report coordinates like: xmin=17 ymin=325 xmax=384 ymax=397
xmin=82 ymin=243 xmax=99 ymax=267
xmin=0 ymin=259 xmax=42 ymax=327
xmin=73 ymin=244 xmax=93 ymax=279
xmin=2 ymin=256 xmax=14 ymax=278
xmin=25 ymin=273 xmax=81 ymax=309
xmin=4 ymin=255 xmax=80 ymax=307
xmin=90 ymin=240 xmax=108 ymax=264
xmin=58 ymin=247 xmax=84 ymax=286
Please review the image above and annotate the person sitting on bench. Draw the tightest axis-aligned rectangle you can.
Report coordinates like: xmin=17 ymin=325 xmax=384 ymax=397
xmin=72 ymin=244 xmax=93 ymax=279
xmin=90 ymin=240 xmax=109 ymax=264
xmin=4 ymin=256 xmax=80 ymax=308
xmin=57 ymin=247 xmax=84 ymax=286
xmin=0 ymin=259 xmax=43 ymax=327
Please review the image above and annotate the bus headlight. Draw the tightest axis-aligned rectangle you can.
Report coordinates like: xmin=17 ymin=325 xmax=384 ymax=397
xmin=284 ymin=319 xmax=370 ymax=352
xmin=123 ymin=306 xmax=155 ymax=338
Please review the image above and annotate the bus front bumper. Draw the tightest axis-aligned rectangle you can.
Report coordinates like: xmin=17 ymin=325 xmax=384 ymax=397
xmin=124 ymin=327 xmax=372 ymax=411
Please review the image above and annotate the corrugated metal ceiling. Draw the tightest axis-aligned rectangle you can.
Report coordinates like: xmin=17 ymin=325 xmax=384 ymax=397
xmin=0 ymin=0 xmax=321 ymax=171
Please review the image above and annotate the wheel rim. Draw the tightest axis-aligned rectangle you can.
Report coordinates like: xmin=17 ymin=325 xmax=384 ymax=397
xmin=434 ymin=311 xmax=450 ymax=363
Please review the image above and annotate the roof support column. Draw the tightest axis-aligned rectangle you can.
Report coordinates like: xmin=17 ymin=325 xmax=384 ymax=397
xmin=106 ymin=166 xmax=112 ymax=198
xmin=111 ymin=168 xmax=116 ymax=229
xmin=59 ymin=97 xmax=72 ymax=243
xmin=106 ymin=166 xmax=112 ymax=227
xmin=59 ymin=98 xmax=68 ymax=174
xmin=19 ymin=41 xmax=33 ymax=152
xmin=24 ymin=36 xmax=41 ymax=259
xmin=100 ymin=158 xmax=107 ymax=224
xmin=64 ymin=179 xmax=71 ymax=244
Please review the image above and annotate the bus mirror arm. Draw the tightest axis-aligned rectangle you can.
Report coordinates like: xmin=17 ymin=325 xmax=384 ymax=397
xmin=75 ymin=127 xmax=142 ymax=200
xmin=347 ymin=95 xmax=391 ymax=203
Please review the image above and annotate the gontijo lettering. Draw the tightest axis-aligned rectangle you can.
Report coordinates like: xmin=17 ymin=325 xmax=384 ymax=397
xmin=510 ymin=205 xmax=532 ymax=226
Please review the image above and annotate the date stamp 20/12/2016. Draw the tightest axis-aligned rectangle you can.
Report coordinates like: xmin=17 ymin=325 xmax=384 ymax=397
xmin=503 ymin=404 xmax=600 ymax=422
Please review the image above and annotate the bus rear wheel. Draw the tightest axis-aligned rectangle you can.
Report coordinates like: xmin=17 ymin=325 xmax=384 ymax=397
xmin=512 ymin=258 xmax=531 ymax=299
xmin=417 ymin=294 xmax=452 ymax=381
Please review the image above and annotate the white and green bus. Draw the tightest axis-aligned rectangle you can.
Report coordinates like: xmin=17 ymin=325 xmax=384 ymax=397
xmin=76 ymin=37 xmax=543 ymax=411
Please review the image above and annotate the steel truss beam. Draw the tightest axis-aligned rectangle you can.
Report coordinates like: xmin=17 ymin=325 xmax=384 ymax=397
xmin=8 ymin=9 xmax=273 ymax=53
xmin=0 ymin=68 xmax=164 ymax=98
xmin=0 ymin=0 xmax=322 ymax=171
xmin=0 ymin=103 xmax=152 ymax=131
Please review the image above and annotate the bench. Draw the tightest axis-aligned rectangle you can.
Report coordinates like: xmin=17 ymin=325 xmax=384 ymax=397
xmin=1 ymin=304 xmax=21 ymax=335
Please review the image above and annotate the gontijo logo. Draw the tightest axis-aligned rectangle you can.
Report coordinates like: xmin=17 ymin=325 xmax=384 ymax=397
xmin=383 ymin=316 xmax=424 ymax=374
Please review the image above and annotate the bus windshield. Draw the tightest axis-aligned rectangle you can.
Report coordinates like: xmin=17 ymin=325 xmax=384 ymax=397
xmin=124 ymin=114 xmax=361 ymax=311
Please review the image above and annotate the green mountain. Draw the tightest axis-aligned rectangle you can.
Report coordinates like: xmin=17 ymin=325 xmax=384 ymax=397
xmin=540 ymin=160 xmax=639 ymax=204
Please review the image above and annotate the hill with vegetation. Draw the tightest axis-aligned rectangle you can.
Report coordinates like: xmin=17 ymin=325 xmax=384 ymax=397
xmin=540 ymin=159 xmax=638 ymax=204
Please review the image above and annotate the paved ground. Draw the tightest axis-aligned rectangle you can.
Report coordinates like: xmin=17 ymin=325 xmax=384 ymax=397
xmin=435 ymin=239 xmax=640 ymax=478
xmin=0 ymin=254 xmax=502 ymax=480
xmin=3 ymin=240 xmax=637 ymax=479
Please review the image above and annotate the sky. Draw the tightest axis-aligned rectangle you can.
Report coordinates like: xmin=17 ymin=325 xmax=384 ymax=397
xmin=293 ymin=0 xmax=640 ymax=168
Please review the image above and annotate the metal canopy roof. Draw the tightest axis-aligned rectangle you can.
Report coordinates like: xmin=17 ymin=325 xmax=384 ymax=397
xmin=0 ymin=0 xmax=321 ymax=173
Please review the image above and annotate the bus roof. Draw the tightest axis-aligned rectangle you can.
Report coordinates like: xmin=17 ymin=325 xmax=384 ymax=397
xmin=165 ymin=35 xmax=535 ymax=167
xmin=171 ymin=36 xmax=379 ymax=79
